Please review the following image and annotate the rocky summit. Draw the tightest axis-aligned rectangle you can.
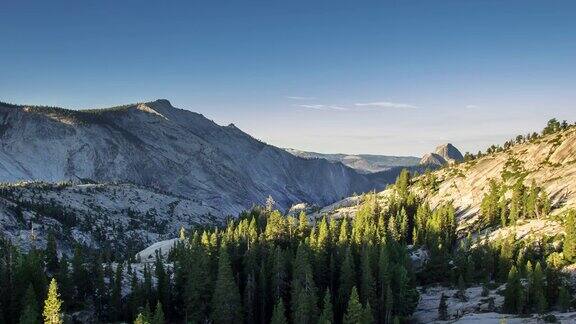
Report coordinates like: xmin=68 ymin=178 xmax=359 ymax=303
xmin=420 ymin=143 xmax=464 ymax=166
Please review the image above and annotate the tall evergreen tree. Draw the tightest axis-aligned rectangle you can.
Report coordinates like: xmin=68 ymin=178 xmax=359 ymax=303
xmin=456 ymin=274 xmax=467 ymax=301
xmin=270 ymin=246 xmax=287 ymax=303
xmin=55 ymin=256 xmax=72 ymax=310
xmin=134 ymin=312 xmax=149 ymax=324
xmin=43 ymin=279 xmax=62 ymax=324
xmin=71 ymin=246 xmax=89 ymax=302
xmin=343 ymin=287 xmax=364 ymax=324
xmin=151 ymin=302 xmax=164 ymax=324
xmin=338 ymin=246 xmax=356 ymax=318
xmin=318 ymin=289 xmax=334 ymax=324
xmin=558 ymin=285 xmax=571 ymax=312
xmin=363 ymin=302 xmax=374 ymax=324
xmin=44 ymin=233 xmax=59 ymax=273
xmin=154 ymin=252 xmax=170 ymax=316
xmin=270 ymin=300 xmax=287 ymax=324
xmin=185 ymin=245 xmax=211 ymax=323
xmin=291 ymin=244 xmax=318 ymax=324
xmin=19 ymin=285 xmax=39 ymax=324
xmin=437 ymin=293 xmax=448 ymax=321
xmin=504 ymin=266 xmax=523 ymax=314
xmin=111 ymin=262 xmax=124 ymax=320
xmin=211 ymin=246 xmax=243 ymax=323
xmin=360 ymin=247 xmax=376 ymax=314
xmin=384 ymin=286 xmax=393 ymax=324
xmin=564 ymin=211 xmax=576 ymax=262
xmin=531 ymin=262 xmax=547 ymax=313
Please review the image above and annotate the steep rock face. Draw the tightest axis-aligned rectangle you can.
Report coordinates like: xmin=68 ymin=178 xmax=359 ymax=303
xmin=434 ymin=143 xmax=464 ymax=163
xmin=0 ymin=100 xmax=386 ymax=216
xmin=419 ymin=143 xmax=463 ymax=166
xmin=419 ymin=153 xmax=447 ymax=166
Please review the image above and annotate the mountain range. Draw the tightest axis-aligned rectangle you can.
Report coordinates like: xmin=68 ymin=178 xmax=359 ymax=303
xmin=284 ymin=148 xmax=420 ymax=173
xmin=0 ymin=99 xmax=424 ymax=252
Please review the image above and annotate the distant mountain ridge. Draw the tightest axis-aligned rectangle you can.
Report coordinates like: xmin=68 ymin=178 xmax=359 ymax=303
xmin=285 ymin=148 xmax=420 ymax=173
xmin=0 ymin=99 xmax=393 ymax=215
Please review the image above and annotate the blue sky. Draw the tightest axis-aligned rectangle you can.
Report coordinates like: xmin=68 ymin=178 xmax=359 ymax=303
xmin=1 ymin=0 xmax=575 ymax=156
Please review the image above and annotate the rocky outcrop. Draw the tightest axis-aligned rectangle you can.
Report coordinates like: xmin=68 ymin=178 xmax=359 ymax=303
xmin=420 ymin=143 xmax=463 ymax=166
xmin=419 ymin=153 xmax=447 ymax=166
xmin=434 ymin=143 xmax=464 ymax=163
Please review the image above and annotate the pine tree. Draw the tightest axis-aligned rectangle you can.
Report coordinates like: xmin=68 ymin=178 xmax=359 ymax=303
xmin=211 ymin=246 xmax=242 ymax=323
xmin=481 ymin=278 xmax=490 ymax=297
xmin=378 ymin=247 xmax=390 ymax=323
xmin=315 ymin=216 xmax=331 ymax=288
xmin=134 ymin=312 xmax=149 ymax=324
xmin=338 ymin=247 xmax=356 ymax=315
xmin=257 ymin=261 xmax=269 ymax=324
xmin=270 ymin=300 xmax=287 ymax=324
xmin=129 ymin=270 xmax=143 ymax=320
xmin=438 ymin=293 xmax=448 ymax=320
xmin=318 ymin=289 xmax=334 ymax=324
xmin=539 ymin=191 xmax=551 ymax=218
xmin=363 ymin=302 xmax=374 ymax=324
xmin=395 ymin=169 xmax=410 ymax=199
xmin=564 ymin=210 xmax=576 ymax=262
xmin=179 ymin=226 xmax=186 ymax=241
xmin=111 ymin=262 xmax=124 ymax=320
xmin=265 ymin=210 xmax=287 ymax=241
xmin=151 ymin=302 xmax=164 ymax=324
xmin=71 ymin=246 xmax=89 ymax=302
xmin=360 ymin=247 xmax=376 ymax=309
xmin=387 ymin=216 xmax=400 ymax=242
xmin=56 ymin=256 xmax=72 ymax=309
xmin=92 ymin=255 xmax=107 ymax=318
xmin=531 ymin=262 xmax=547 ymax=313
xmin=271 ymin=247 xmax=287 ymax=303
xmin=43 ymin=278 xmax=63 ymax=324
xmin=154 ymin=251 xmax=170 ymax=316
xmin=19 ymin=284 xmax=39 ymax=324
xmin=291 ymin=243 xmax=318 ymax=324
xmin=504 ymin=266 xmax=523 ymax=314
xmin=45 ymin=233 xmax=59 ymax=273
xmin=558 ymin=285 xmax=570 ymax=312
xmin=343 ymin=287 xmax=363 ymax=324
xmin=185 ymin=245 xmax=211 ymax=323
xmin=456 ymin=274 xmax=467 ymax=301
xmin=338 ymin=218 xmax=350 ymax=246
xmin=384 ymin=286 xmax=393 ymax=324
xmin=298 ymin=211 xmax=310 ymax=238
xmin=243 ymin=271 xmax=256 ymax=324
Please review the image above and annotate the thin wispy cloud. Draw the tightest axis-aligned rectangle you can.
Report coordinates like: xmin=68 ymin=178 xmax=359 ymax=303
xmin=354 ymin=101 xmax=418 ymax=109
xmin=298 ymin=104 xmax=348 ymax=111
xmin=297 ymin=99 xmax=418 ymax=112
xmin=465 ymin=105 xmax=478 ymax=109
xmin=287 ymin=96 xmax=316 ymax=100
